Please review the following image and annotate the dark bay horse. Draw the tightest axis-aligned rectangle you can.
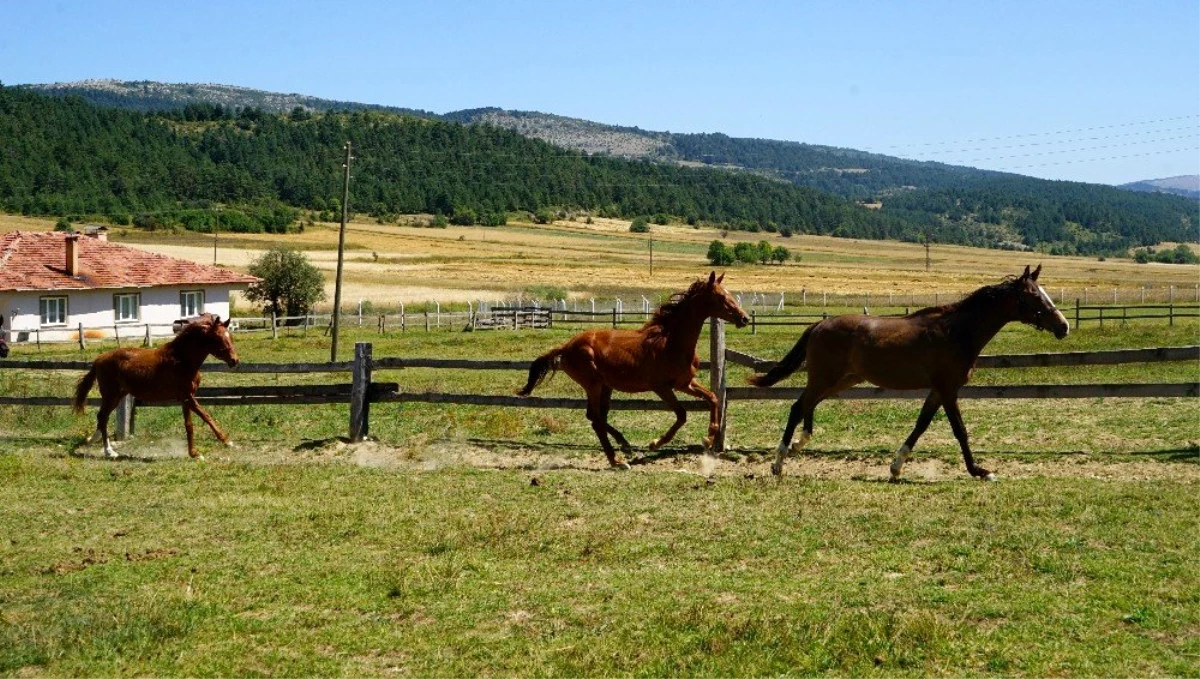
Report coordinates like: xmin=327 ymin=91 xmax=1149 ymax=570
xmin=751 ymin=265 xmax=1069 ymax=480
xmin=72 ymin=313 xmax=240 ymax=459
xmin=0 ymin=316 xmax=9 ymax=358
xmin=518 ymin=272 xmax=750 ymax=468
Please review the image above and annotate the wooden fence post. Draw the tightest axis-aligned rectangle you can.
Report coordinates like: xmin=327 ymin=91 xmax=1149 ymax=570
xmin=750 ymin=310 xmax=756 ymax=335
xmin=78 ymin=322 xmax=85 ymax=350
xmin=1074 ymin=298 xmax=1081 ymax=329
xmin=710 ymin=317 xmax=728 ymax=452
xmin=349 ymin=342 xmax=372 ymax=442
xmin=114 ymin=395 xmax=134 ymax=441
xmin=143 ymin=324 xmax=151 ymax=347
xmin=271 ymin=312 xmax=278 ymax=340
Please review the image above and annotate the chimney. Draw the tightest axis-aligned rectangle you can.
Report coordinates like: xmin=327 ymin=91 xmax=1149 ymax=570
xmin=65 ymin=234 xmax=81 ymax=276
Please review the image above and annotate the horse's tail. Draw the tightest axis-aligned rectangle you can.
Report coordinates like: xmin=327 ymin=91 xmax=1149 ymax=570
xmin=516 ymin=346 xmax=565 ymax=396
xmin=748 ymin=324 xmax=814 ymax=387
xmin=72 ymin=365 xmax=97 ymax=414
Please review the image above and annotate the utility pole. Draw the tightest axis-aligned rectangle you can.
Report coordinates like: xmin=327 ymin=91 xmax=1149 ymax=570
xmin=649 ymin=236 xmax=654 ymax=278
xmin=212 ymin=212 xmax=218 ymax=265
xmin=924 ymin=238 xmax=931 ymax=272
xmin=330 ymin=141 xmax=352 ymax=363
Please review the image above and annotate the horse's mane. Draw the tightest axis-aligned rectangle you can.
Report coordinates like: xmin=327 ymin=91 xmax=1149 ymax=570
xmin=642 ymin=279 xmax=709 ymax=334
xmin=906 ymin=277 xmax=1019 ymax=319
xmin=170 ymin=314 xmax=220 ymax=345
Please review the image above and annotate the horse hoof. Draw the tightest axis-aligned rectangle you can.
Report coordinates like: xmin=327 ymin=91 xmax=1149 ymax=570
xmin=984 ymin=473 xmax=997 ymax=482
xmin=103 ymin=449 xmax=119 ymax=459
xmin=225 ymin=440 xmax=236 ymax=448
xmin=612 ymin=461 xmax=631 ymax=471
xmin=648 ymin=439 xmax=662 ymax=451
xmin=770 ymin=462 xmax=783 ymax=476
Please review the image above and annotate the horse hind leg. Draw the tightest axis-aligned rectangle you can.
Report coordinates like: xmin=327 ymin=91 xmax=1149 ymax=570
xmin=890 ymin=391 xmax=942 ymax=481
xmin=649 ymin=387 xmax=687 ymax=451
xmin=597 ymin=386 xmax=632 ymax=455
xmin=585 ymin=387 xmax=627 ymax=469
xmin=95 ymin=396 xmax=120 ymax=459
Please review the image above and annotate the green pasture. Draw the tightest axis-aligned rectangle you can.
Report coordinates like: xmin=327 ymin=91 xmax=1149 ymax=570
xmin=0 ymin=319 xmax=1197 ymax=677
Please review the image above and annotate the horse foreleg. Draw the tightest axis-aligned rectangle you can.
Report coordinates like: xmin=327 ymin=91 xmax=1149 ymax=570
xmin=187 ymin=397 xmax=231 ymax=447
xmin=680 ymin=379 xmax=719 ymax=450
xmin=891 ymin=391 xmax=942 ymax=481
xmin=649 ymin=387 xmax=687 ymax=451
xmin=943 ymin=396 xmax=993 ymax=480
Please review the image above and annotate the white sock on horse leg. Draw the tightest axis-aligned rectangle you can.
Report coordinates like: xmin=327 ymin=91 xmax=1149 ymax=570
xmin=890 ymin=444 xmax=911 ymax=478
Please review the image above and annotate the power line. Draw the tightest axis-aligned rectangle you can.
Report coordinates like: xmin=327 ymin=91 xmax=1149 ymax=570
xmin=870 ymin=114 xmax=1199 ymax=151
xmin=950 ymin=133 xmax=1200 ymax=163
xmin=998 ymin=145 xmax=1200 ymax=171
xmin=899 ymin=126 xmax=1200 ymax=158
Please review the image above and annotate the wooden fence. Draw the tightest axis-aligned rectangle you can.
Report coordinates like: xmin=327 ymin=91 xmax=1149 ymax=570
xmin=2 ymin=321 xmax=1196 ymax=452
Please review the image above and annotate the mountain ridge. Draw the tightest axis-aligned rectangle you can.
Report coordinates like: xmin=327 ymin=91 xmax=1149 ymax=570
xmin=10 ymin=80 xmax=1198 ymax=255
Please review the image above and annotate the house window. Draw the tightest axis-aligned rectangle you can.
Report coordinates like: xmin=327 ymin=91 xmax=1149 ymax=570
xmin=39 ymin=296 xmax=68 ymax=326
xmin=114 ymin=293 xmax=140 ymax=323
xmin=180 ymin=290 xmax=205 ymax=317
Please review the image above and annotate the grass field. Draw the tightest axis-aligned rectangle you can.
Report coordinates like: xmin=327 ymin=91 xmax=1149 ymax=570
xmin=2 ymin=213 xmax=1198 ymax=676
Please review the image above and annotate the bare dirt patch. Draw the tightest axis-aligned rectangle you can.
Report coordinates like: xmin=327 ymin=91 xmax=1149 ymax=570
xmin=218 ymin=437 xmax=1199 ymax=484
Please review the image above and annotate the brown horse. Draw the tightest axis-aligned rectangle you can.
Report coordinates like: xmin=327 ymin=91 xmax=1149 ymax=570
xmin=72 ymin=313 xmax=240 ymax=459
xmin=751 ymin=265 xmax=1069 ymax=480
xmin=518 ymin=272 xmax=750 ymax=468
xmin=0 ymin=316 xmax=9 ymax=358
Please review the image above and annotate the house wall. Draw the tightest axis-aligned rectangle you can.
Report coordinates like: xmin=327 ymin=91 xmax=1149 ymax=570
xmin=1 ymin=286 xmax=237 ymax=343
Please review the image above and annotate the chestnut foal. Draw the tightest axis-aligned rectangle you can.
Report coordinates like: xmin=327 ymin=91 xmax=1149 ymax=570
xmin=518 ymin=272 xmax=749 ymax=468
xmin=73 ymin=313 xmax=240 ymax=459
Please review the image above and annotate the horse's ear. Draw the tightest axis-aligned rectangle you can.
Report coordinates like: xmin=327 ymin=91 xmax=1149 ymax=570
xmin=707 ymin=271 xmax=717 ymax=287
xmin=1021 ymin=265 xmax=1031 ymax=280
xmin=716 ymin=273 xmax=725 ymax=285
xmin=211 ymin=315 xmax=222 ymax=327
xmin=1031 ymin=264 xmax=1042 ymax=281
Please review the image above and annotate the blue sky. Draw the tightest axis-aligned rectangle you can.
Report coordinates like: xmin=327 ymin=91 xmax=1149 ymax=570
xmin=4 ymin=0 xmax=1197 ymax=186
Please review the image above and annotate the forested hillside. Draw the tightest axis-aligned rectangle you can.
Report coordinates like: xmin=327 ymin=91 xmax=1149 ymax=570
xmin=0 ymin=86 xmax=903 ymax=239
xmin=4 ymin=84 xmax=1196 ymax=255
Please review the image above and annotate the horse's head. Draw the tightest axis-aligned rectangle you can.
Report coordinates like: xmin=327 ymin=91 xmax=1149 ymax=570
xmin=701 ymin=271 xmax=751 ymax=328
xmin=193 ymin=314 xmax=240 ymax=367
xmin=1011 ymin=265 xmax=1069 ymax=339
xmin=0 ymin=316 xmax=9 ymax=359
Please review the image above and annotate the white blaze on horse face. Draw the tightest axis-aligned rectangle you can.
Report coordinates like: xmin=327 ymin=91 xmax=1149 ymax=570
xmin=1038 ymin=285 xmax=1070 ymax=334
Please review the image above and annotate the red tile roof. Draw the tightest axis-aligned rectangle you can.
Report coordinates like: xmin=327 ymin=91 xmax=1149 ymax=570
xmin=0 ymin=232 xmax=259 ymax=292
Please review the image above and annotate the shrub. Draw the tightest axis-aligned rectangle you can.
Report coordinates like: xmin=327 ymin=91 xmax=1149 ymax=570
xmin=630 ymin=217 xmax=650 ymax=233
xmin=707 ymin=240 xmax=734 ymax=266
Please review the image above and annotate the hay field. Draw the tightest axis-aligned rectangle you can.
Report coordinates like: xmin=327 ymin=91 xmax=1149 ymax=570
xmin=4 ymin=214 xmax=1197 ymax=307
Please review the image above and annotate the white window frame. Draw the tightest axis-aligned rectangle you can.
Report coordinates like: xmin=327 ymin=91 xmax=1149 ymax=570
xmin=114 ymin=292 xmax=141 ymax=323
xmin=39 ymin=296 xmax=68 ymax=327
xmin=180 ymin=290 xmax=205 ymax=318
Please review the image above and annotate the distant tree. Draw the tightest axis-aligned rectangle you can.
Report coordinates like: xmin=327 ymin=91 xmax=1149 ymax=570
xmin=245 ymin=246 xmax=327 ymax=322
xmin=629 ymin=216 xmax=650 ymax=233
xmin=533 ymin=208 xmax=556 ymax=224
xmin=707 ymin=240 xmax=734 ymax=266
xmin=756 ymin=240 xmax=774 ymax=264
xmin=771 ymin=245 xmax=790 ymax=264
xmin=733 ymin=242 xmax=757 ymax=264
xmin=652 ymin=213 xmax=669 ymax=225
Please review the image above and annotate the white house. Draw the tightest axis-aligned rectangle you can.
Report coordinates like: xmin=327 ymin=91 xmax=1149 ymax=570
xmin=0 ymin=230 xmax=258 ymax=343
